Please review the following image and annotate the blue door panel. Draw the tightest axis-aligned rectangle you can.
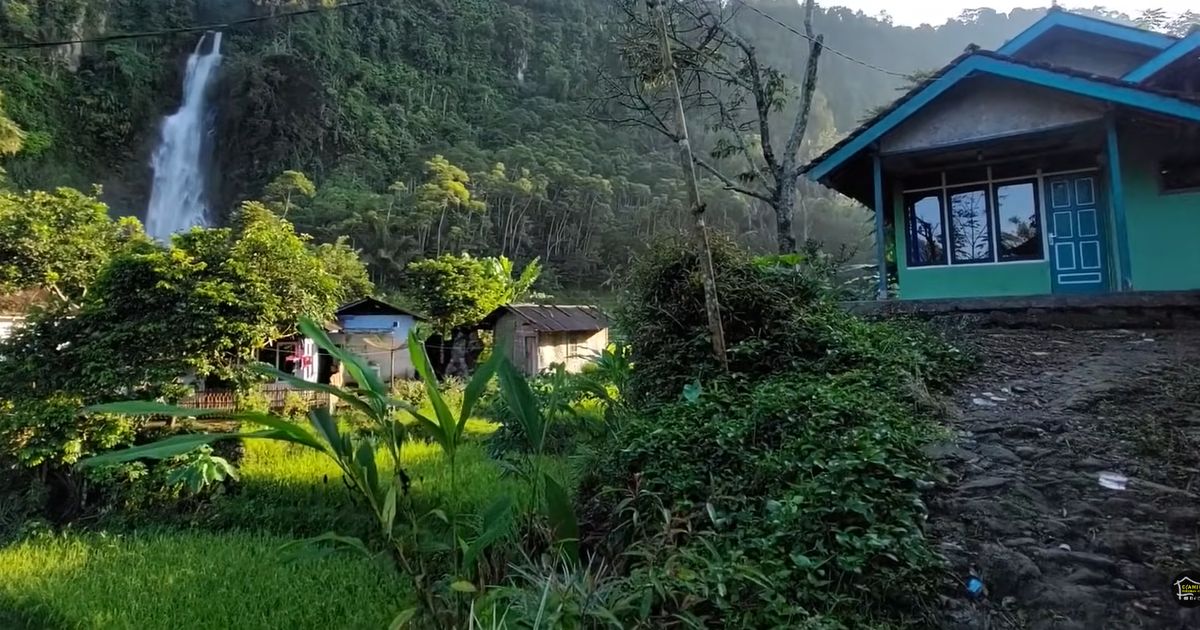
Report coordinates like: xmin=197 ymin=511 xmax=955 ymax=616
xmin=1047 ymin=174 xmax=1109 ymax=295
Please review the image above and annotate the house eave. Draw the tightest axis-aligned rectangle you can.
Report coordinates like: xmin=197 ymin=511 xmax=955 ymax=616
xmin=996 ymin=9 xmax=1176 ymax=57
xmin=803 ymin=53 xmax=1200 ymax=191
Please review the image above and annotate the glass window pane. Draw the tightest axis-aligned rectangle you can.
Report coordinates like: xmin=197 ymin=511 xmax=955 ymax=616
xmin=995 ymin=181 xmax=1043 ymax=261
xmin=949 ymin=187 xmax=993 ymax=263
xmin=904 ymin=192 xmax=946 ymax=267
xmin=1162 ymin=155 xmax=1200 ymax=192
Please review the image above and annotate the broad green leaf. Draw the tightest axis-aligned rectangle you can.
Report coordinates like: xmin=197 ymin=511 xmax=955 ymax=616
xmin=79 ymin=431 xmax=270 ymax=467
xmin=450 ymin=580 xmax=477 ymax=593
xmin=308 ymin=407 xmax=345 ymax=455
xmin=543 ymin=473 xmax=579 ymax=565
xmin=298 ymin=317 xmax=389 ymax=400
xmin=408 ymin=329 xmax=457 ymax=447
xmin=86 ymin=401 xmax=223 ymax=417
xmin=278 ymin=531 xmax=374 ymax=561
xmin=389 ymin=608 xmax=419 ymax=630
xmin=252 ymin=363 xmax=374 ymax=418
xmin=394 ymin=400 xmax=450 ymax=453
xmin=355 ymin=438 xmax=381 ymax=499
xmin=235 ymin=411 xmax=326 ymax=452
xmin=464 ymin=494 xmax=514 ymax=569
xmin=497 ymin=359 xmax=545 ymax=454
xmin=382 ymin=484 xmax=397 ymax=535
xmin=459 ymin=347 xmax=501 ymax=434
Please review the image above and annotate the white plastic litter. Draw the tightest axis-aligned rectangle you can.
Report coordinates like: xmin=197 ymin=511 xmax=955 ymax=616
xmin=1098 ymin=472 xmax=1129 ymax=491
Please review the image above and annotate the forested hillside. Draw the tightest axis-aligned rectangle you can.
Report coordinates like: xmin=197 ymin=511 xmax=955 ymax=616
xmin=0 ymin=0 xmax=1190 ymax=291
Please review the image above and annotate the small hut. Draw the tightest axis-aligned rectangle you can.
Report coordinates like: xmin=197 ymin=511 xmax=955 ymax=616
xmin=484 ymin=304 xmax=609 ymax=375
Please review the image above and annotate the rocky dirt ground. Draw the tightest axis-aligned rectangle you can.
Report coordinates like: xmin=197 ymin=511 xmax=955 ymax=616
xmin=929 ymin=326 xmax=1200 ymax=629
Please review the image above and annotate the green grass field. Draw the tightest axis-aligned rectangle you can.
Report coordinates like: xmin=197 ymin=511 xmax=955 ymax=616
xmin=0 ymin=417 xmax=567 ymax=629
xmin=0 ymin=531 xmax=409 ymax=629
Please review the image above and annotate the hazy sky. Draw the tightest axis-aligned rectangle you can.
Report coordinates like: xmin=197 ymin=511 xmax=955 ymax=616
xmin=830 ymin=2 xmax=1192 ymax=27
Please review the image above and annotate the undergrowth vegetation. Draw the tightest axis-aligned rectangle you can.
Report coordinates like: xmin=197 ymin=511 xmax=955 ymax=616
xmin=577 ymin=236 xmax=972 ymax=628
xmin=0 ymin=235 xmax=971 ymax=628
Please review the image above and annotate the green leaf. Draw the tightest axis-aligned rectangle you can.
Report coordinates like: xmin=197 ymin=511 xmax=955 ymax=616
xmin=463 ymin=494 xmax=514 ymax=569
xmin=299 ymin=317 xmax=389 ymax=399
xmin=253 ymin=363 xmax=374 ymax=418
xmin=408 ymin=329 xmax=457 ymax=449
xmin=308 ymin=407 xmax=346 ymax=456
xmin=388 ymin=608 xmax=419 ymax=630
xmin=382 ymin=483 xmax=397 ymax=535
xmin=543 ymin=473 xmax=579 ymax=565
xmin=78 ymin=432 xmax=253 ymax=467
xmin=449 ymin=580 xmax=477 ymax=593
xmin=497 ymin=358 xmax=546 ymax=454
xmin=235 ymin=411 xmax=326 ymax=452
xmin=459 ymin=347 xmax=500 ymax=434
xmin=682 ymin=379 xmax=702 ymax=404
xmin=278 ymin=532 xmax=374 ymax=561
xmin=394 ymin=400 xmax=450 ymax=453
xmin=85 ymin=401 xmax=223 ymax=417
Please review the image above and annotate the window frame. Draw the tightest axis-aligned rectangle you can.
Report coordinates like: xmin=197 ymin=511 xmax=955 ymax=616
xmin=901 ymin=166 xmax=1050 ymax=269
xmin=991 ymin=178 xmax=1044 ymax=263
xmin=903 ymin=189 xmax=948 ymax=268
xmin=1159 ymin=154 xmax=1200 ymax=195
xmin=947 ymin=185 xmax=995 ymax=265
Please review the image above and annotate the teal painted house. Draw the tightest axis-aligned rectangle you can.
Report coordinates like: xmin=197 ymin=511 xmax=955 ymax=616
xmin=804 ymin=9 xmax=1200 ymax=301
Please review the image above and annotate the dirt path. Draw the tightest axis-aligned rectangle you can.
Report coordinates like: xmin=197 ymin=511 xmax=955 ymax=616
xmin=930 ymin=327 xmax=1200 ymax=629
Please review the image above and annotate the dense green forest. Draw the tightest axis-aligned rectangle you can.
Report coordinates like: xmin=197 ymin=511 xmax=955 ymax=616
xmin=0 ymin=0 xmax=1193 ymax=291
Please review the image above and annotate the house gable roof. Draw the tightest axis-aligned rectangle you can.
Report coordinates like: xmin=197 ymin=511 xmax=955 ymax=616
xmin=803 ymin=50 xmax=1200 ymax=185
xmin=485 ymin=304 xmax=608 ymax=333
xmin=335 ymin=296 xmax=421 ymax=319
xmin=1125 ymin=31 xmax=1200 ymax=83
xmin=997 ymin=9 xmax=1177 ymax=57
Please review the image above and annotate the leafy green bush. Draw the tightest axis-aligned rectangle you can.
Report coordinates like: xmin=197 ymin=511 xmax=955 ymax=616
xmin=618 ymin=235 xmax=970 ymax=404
xmin=587 ymin=371 xmax=944 ymax=627
xmin=0 ymin=393 xmax=137 ymax=467
xmin=586 ymin=237 xmax=970 ymax=627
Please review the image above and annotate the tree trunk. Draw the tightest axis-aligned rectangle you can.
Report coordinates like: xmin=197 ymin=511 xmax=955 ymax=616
xmin=775 ymin=182 xmax=797 ymax=254
xmin=651 ymin=0 xmax=728 ymax=369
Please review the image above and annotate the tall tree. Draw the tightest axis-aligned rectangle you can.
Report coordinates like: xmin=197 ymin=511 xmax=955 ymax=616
xmin=600 ymin=0 xmax=825 ymax=254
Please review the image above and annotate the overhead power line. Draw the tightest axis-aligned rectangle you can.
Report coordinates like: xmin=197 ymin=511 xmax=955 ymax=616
xmin=732 ymin=0 xmax=909 ymax=78
xmin=0 ymin=1 xmax=366 ymax=51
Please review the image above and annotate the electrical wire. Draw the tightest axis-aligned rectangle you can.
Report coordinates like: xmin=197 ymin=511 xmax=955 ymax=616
xmin=0 ymin=1 xmax=366 ymax=51
xmin=731 ymin=0 xmax=910 ymax=78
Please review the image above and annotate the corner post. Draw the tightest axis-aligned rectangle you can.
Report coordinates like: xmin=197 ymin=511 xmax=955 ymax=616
xmin=1105 ymin=114 xmax=1133 ymax=291
xmin=872 ymin=152 xmax=887 ymax=300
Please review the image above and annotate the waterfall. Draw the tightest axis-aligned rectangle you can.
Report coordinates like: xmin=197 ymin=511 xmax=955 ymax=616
xmin=145 ymin=31 xmax=223 ymax=241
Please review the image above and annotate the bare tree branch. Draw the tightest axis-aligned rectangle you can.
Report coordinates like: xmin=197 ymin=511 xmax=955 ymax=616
xmin=782 ymin=0 xmax=825 ymax=178
xmin=695 ymin=157 xmax=772 ymax=202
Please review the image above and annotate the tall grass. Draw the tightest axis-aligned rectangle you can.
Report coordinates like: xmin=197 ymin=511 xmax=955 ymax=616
xmin=0 ymin=531 xmax=410 ymax=630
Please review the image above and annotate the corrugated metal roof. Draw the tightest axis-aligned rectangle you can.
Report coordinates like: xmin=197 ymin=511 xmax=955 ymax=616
xmin=491 ymin=304 xmax=609 ymax=333
xmin=335 ymin=297 xmax=422 ymax=319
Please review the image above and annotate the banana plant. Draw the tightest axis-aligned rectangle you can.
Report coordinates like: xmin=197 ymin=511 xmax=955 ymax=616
xmin=80 ymin=317 xmax=409 ymax=544
xmin=495 ymin=357 xmax=579 ymax=565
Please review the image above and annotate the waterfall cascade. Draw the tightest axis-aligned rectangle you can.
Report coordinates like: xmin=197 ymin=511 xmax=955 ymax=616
xmin=145 ymin=31 xmax=223 ymax=241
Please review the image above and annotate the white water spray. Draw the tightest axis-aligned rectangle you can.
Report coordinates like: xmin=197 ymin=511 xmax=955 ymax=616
xmin=145 ymin=31 xmax=223 ymax=241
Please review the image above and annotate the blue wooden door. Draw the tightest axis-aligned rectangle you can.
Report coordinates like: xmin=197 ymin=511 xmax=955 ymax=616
xmin=1046 ymin=174 xmax=1109 ymax=294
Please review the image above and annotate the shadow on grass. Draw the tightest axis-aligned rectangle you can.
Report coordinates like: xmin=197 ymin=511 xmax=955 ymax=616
xmin=0 ymin=594 xmax=70 ymax=630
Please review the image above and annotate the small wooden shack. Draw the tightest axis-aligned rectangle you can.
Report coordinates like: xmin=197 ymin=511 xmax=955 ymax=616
xmin=485 ymin=304 xmax=609 ymax=375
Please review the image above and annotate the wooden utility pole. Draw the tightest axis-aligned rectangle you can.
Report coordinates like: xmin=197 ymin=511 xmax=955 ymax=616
xmin=648 ymin=0 xmax=728 ymax=369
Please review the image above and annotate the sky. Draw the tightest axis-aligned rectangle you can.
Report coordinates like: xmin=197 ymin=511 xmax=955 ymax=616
xmin=830 ymin=1 xmax=1193 ymax=27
